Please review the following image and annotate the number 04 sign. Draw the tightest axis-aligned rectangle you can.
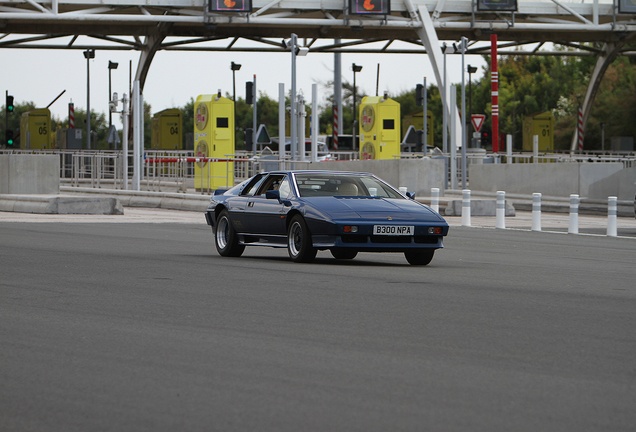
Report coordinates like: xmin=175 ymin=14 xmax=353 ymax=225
xmin=349 ymin=0 xmax=390 ymax=15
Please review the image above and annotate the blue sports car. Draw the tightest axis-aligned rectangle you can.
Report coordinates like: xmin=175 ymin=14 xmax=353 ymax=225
xmin=204 ymin=171 xmax=449 ymax=265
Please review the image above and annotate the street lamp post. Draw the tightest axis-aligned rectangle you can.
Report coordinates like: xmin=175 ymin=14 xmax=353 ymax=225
xmin=108 ymin=61 xmax=119 ymax=130
xmin=83 ymin=49 xmax=95 ymax=149
xmin=231 ymin=61 xmax=241 ymax=145
xmin=352 ymin=63 xmax=362 ymax=152
xmin=467 ymin=64 xmax=478 ymax=148
xmin=460 ymin=36 xmax=468 ymax=189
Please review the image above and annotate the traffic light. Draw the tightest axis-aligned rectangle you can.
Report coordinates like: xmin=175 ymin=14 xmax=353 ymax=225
xmin=481 ymin=129 xmax=491 ymax=149
xmin=6 ymin=95 xmax=14 ymax=112
xmin=5 ymin=129 xmax=14 ymax=146
xmin=415 ymin=84 xmax=424 ymax=107
xmin=245 ymin=81 xmax=253 ymax=105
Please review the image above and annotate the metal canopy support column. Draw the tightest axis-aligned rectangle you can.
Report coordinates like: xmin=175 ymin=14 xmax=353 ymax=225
xmin=134 ymin=22 xmax=172 ymax=92
xmin=413 ymin=3 xmax=461 ymax=151
xmin=569 ymin=39 xmax=630 ymax=151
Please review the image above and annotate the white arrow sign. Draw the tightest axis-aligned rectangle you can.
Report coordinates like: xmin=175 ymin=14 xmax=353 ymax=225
xmin=471 ymin=114 xmax=486 ymax=132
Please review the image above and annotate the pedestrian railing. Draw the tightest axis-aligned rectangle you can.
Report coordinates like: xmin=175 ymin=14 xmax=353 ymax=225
xmin=2 ymin=148 xmax=635 ymax=193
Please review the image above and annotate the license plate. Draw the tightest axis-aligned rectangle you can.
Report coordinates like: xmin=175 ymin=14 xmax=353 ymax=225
xmin=373 ymin=225 xmax=414 ymax=236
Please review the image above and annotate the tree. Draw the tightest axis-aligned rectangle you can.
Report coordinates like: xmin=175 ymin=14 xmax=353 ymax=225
xmin=319 ymin=81 xmax=368 ymax=140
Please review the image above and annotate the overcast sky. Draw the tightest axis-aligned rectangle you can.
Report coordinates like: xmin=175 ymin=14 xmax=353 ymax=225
xmin=2 ymin=36 xmax=488 ymax=129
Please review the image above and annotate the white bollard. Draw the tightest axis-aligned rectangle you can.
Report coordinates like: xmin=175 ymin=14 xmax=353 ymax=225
xmin=569 ymin=194 xmax=579 ymax=234
xmin=506 ymin=134 xmax=513 ymax=165
xmin=431 ymin=187 xmax=440 ymax=213
xmin=461 ymin=189 xmax=471 ymax=227
xmin=607 ymin=196 xmax=618 ymax=237
xmin=496 ymin=191 xmax=506 ymax=229
xmin=533 ymin=135 xmax=539 ymax=163
xmin=532 ymin=193 xmax=542 ymax=231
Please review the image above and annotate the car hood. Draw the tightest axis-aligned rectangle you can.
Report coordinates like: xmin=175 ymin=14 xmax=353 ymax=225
xmin=302 ymin=197 xmax=444 ymax=222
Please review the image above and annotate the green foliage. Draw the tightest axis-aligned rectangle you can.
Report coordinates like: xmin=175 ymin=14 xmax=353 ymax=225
xmin=319 ymin=81 xmax=368 ymax=138
xmin=180 ymin=98 xmax=195 ymax=150
xmin=581 ymin=57 xmax=636 ymax=150
xmin=471 ymin=51 xmax=606 ymax=150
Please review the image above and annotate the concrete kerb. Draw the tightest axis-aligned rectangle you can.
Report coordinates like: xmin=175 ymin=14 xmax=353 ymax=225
xmin=0 ymin=187 xmax=210 ymax=215
xmin=0 ymin=194 xmax=123 ymax=215
xmin=60 ymin=187 xmax=210 ymax=212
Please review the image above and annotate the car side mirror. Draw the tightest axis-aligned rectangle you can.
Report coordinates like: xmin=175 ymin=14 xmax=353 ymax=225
xmin=265 ymin=190 xmax=280 ymax=200
xmin=406 ymin=192 xmax=415 ymax=200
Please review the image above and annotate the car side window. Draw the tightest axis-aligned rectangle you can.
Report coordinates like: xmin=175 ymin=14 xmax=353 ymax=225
xmin=255 ymin=174 xmax=286 ymax=196
xmin=278 ymin=177 xmax=291 ymax=199
xmin=240 ymin=174 xmax=265 ymax=196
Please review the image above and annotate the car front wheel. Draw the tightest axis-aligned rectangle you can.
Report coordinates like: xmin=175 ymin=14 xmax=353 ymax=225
xmin=404 ymin=250 xmax=434 ymax=266
xmin=288 ymin=215 xmax=317 ymax=263
xmin=215 ymin=210 xmax=245 ymax=257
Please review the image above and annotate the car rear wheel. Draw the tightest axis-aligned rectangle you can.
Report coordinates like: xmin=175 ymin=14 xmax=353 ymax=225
xmin=330 ymin=248 xmax=358 ymax=260
xmin=215 ymin=210 xmax=245 ymax=257
xmin=288 ymin=215 xmax=317 ymax=263
xmin=404 ymin=250 xmax=434 ymax=266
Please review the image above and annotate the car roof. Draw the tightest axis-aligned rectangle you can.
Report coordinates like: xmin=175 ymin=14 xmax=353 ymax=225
xmin=263 ymin=170 xmax=374 ymax=176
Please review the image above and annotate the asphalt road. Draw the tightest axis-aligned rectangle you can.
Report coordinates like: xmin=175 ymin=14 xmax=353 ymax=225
xmin=1 ymin=221 xmax=635 ymax=432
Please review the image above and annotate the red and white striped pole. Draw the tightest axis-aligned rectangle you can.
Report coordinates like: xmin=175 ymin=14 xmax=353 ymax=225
xmin=491 ymin=34 xmax=499 ymax=153
xmin=333 ymin=106 xmax=339 ymax=150
xmin=577 ymin=106 xmax=584 ymax=152
xmin=69 ymin=102 xmax=75 ymax=129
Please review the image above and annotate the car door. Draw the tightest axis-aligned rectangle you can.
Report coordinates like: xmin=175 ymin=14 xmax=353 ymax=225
xmin=227 ymin=174 xmax=265 ymax=234
xmin=244 ymin=174 xmax=290 ymax=237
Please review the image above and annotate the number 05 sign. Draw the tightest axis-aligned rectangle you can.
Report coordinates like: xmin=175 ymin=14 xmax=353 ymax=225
xmin=349 ymin=0 xmax=390 ymax=15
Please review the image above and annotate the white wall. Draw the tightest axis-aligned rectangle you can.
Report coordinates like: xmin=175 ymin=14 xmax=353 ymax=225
xmin=469 ymin=163 xmax=625 ymax=198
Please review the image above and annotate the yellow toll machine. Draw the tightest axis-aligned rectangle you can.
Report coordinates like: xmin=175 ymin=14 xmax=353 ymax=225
xmin=20 ymin=108 xmax=52 ymax=149
xmin=151 ymin=108 xmax=183 ymax=150
xmin=359 ymin=96 xmax=401 ymax=159
xmin=193 ymin=94 xmax=235 ymax=190
xmin=522 ymin=111 xmax=554 ymax=152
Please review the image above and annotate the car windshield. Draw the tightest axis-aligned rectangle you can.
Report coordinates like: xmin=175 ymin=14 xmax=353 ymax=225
xmin=293 ymin=173 xmax=403 ymax=198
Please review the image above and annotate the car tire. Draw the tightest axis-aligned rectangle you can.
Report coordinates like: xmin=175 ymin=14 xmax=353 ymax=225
xmin=404 ymin=250 xmax=434 ymax=266
xmin=330 ymin=248 xmax=358 ymax=260
xmin=215 ymin=210 xmax=245 ymax=257
xmin=288 ymin=215 xmax=317 ymax=263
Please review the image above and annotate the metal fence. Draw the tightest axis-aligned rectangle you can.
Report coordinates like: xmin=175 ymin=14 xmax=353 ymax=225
xmin=2 ymin=148 xmax=635 ymax=192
